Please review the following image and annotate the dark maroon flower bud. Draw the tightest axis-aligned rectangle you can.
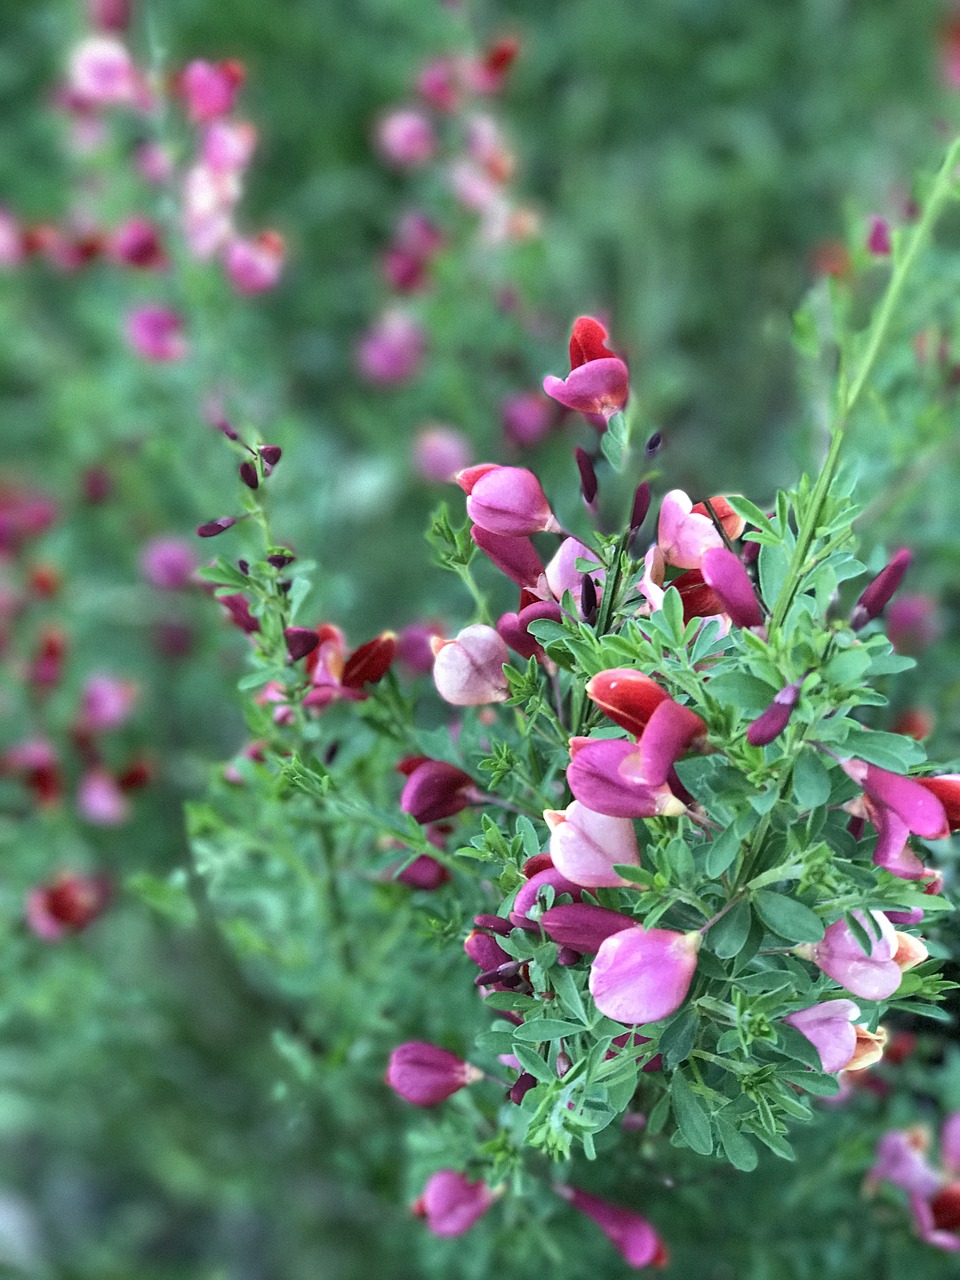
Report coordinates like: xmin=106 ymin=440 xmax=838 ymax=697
xmin=851 ymin=548 xmax=912 ymax=630
xmin=396 ymin=855 xmax=449 ymax=890
xmin=400 ymin=758 xmax=480 ymax=823
xmin=152 ymin=620 xmax=193 ymax=658
xmin=557 ymin=946 xmax=582 ymax=966
xmin=645 ymin=431 xmax=663 ymax=457
xmin=470 ymin=524 xmax=544 ymax=589
xmin=575 ymin=447 xmax=598 ymax=505
xmin=581 ymin=573 xmax=598 ymax=625
xmin=220 ymin=594 xmax=259 ymax=633
xmin=509 ymin=1072 xmax=537 ymax=1105
xmin=746 ymin=681 xmax=801 ymax=747
xmin=742 ymin=536 xmax=761 ymax=566
xmin=541 ymin=903 xmax=634 ymax=953
xmin=81 ymin=466 xmax=113 ymax=504
xmin=196 ymin=517 xmax=236 ymax=537
xmin=267 ymin=552 xmax=295 ymax=568
xmin=284 ymin=626 xmax=320 ymax=661
xmin=238 ymin=560 xmax=249 ymax=575
xmin=474 ymin=959 xmax=526 ymax=987
xmin=277 ymin=580 xmax=291 ymax=594
xmin=239 ymin=461 xmax=259 ymax=489
xmin=259 ymin=445 xmax=282 ymax=466
xmin=464 ymin=928 xmax=509 ymax=972
xmin=473 ymin=913 xmax=512 ymax=936
xmin=497 ymin=600 xmax=563 ymax=662
xmin=386 ymin=1041 xmax=481 ymax=1105
xmin=629 ymin=481 xmax=651 ymax=534
xmin=342 ymin=632 xmax=397 ymax=688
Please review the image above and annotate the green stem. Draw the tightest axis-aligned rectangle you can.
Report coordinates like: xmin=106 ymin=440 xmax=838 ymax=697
xmin=769 ymin=135 xmax=960 ymax=636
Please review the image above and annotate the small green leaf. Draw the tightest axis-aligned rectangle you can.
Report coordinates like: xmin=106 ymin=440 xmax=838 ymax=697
xmin=514 ymin=1019 xmax=585 ymax=1041
xmin=511 ymin=1044 xmax=555 ymax=1082
xmin=753 ymin=890 xmax=824 ymax=942
xmin=660 ymin=1008 xmax=700 ymax=1069
xmin=671 ymin=1070 xmax=713 ymax=1155
xmin=709 ymin=897 xmax=753 ymax=958
xmin=793 ymin=752 xmax=831 ymax=810
xmin=715 ymin=1115 xmax=759 ymax=1171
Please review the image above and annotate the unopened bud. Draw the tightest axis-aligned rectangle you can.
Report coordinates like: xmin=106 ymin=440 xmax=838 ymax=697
xmin=581 ymin=573 xmax=598 ymax=625
xmin=196 ymin=517 xmax=236 ymax=537
xmin=645 ymin=431 xmax=663 ymax=457
xmin=267 ymin=552 xmax=295 ymax=568
xmin=574 ymin=447 xmax=598 ymax=505
xmin=215 ymin=419 xmax=240 ymax=442
xmin=284 ymin=627 xmax=319 ymax=661
xmin=851 ymin=549 xmax=912 ymax=630
xmin=629 ymin=481 xmax=651 ymax=534
xmin=239 ymin=461 xmax=259 ymax=489
xmin=746 ymin=681 xmax=801 ymax=747
xmin=259 ymin=445 xmax=282 ymax=466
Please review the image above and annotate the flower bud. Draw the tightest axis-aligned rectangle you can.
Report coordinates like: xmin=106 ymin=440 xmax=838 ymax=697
xmin=585 ymin=669 xmax=670 ymax=738
xmin=386 ymin=1042 xmax=482 ymax=1106
xmin=629 ymin=481 xmax=651 ymax=535
xmin=555 ymin=1185 xmax=667 ymax=1270
xmin=413 ymin=1171 xmax=494 ymax=1238
xmin=178 ymin=58 xmax=246 ymax=123
xmin=497 ymin=600 xmax=562 ymax=661
xmin=540 ymin=903 xmax=634 ymax=952
xmin=126 ymin=306 xmax=187 ymax=362
xmin=239 ymin=461 xmax=259 ymax=489
xmin=746 ymin=682 xmax=800 ymax=747
xmin=509 ymin=867 xmax=582 ymax=931
xmin=26 ymin=872 xmax=111 ymax=941
xmin=284 ymin=627 xmax=320 ymax=662
xmin=140 ymin=537 xmax=197 ymax=590
xmin=377 ymin=109 xmax=436 ymax=167
xmin=783 ymin=1000 xmax=860 ymax=1073
xmin=575 ymin=447 xmax=598 ymax=505
xmin=470 ymin=525 xmax=544 ymax=587
xmin=400 ymin=758 xmax=480 ymax=824
xmin=196 ymin=516 xmax=236 ymax=537
xmin=851 ymin=548 xmax=912 ymax=630
xmin=432 ymin=625 xmax=509 ymax=706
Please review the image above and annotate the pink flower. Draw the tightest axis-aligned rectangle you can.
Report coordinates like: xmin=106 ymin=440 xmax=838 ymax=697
xmin=67 ymin=36 xmax=139 ymax=107
xmin=413 ymin=1170 xmax=494 ymax=1237
xmin=556 ymin=1185 xmax=667 ymax=1269
xmin=617 ymin=700 xmax=708 ymax=788
xmin=376 ymin=109 xmax=436 ymax=167
xmin=509 ymin=867 xmax=582 ymax=931
xmin=178 ymin=59 xmax=245 ymax=123
xmin=140 ymin=536 xmax=197 ymax=590
xmin=841 ymin=759 xmax=949 ymax=879
xmin=887 ymin=593 xmax=942 ymax=654
xmin=585 ymin=670 xmax=671 ymax=739
xmin=181 ymin=164 xmax=239 ymax=259
xmin=78 ymin=674 xmax=137 ymax=733
xmin=544 ymin=801 xmax=640 ymax=888
xmin=497 ymin=600 xmax=562 ymax=661
xmin=134 ymin=142 xmax=174 ymax=184
xmin=76 ymin=769 xmax=130 ymax=826
xmin=399 ymin=758 xmax=481 ymax=824
xmin=386 ymin=1042 xmax=481 ymax=1106
xmin=224 ymin=231 xmax=285 ymax=294
xmin=543 ymin=316 xmax=629 ymax=423
xmin=869 ymin=1128 xmax=941 ymax=1198
xmin=26 ymin=872 xmax=111 ymax=941
xmin=356 ymin=310 xmax=425 ymax=385
xmin=395 ymin=855 xmax=449 ymax=890
xmin=413 ymin=425 xmax=472 ymax=483
xmin=125 ymin=306 xmax=187 ymax=362
xmin=456 ymin=464 xmax=562 ymax=537
xmin=396 ymin=621 xmax=443 ymax=675
xmin=802 ymin=911 xmax=901 ymax=1000
xmin=0 ymin=208 xmax=24 ymax=267
xmin=473 ymin=526 xmax=544 ymax=588
xmin=700 ymin=547 xmax=763 ymax=628
xmin=108 ymin=217 xmax=165 ymax=269
xmin=544 ymin=537 xmax=604 ymax=610
xmin=566 ymin=737 xmax=686 ymax=819
xmin=501 ymin=392 xmax=554 ymax=448
xmin=867 ymin=215 xmax=892 ymax=256
xmin=657 ymin=489 xmax=724 ymax=570
xmin=417 ymin=57 xmax=461 ymax=111
xmin=589 ymin=925 xmax=700 ymax=1024
xmin=432 ymin=624 xmax=509 ymax=706
xmin=783 ymin=1000 xmax=861 ymax=1073
xmin=201 ymin=120 xmax=258 ymax=173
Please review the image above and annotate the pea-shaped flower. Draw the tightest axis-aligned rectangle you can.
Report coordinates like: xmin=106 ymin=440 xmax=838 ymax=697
xmin=432 ymin=624 xmax=509 ymax=705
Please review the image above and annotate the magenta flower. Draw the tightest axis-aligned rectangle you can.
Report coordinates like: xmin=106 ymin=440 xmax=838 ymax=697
xmin=868 ymin=1129 xmax=942 ymax=1198
xmin=178 ymin=58 xmax=245 ymax=123
xmin=783 ymin=1000 xmax=861 ymax=1073
xmin=509 ymin=867 xmax=583 ymax=930
xmin=802 ymin=911 xmax=901 ymax=1000
xmin=589 ymin=925 xmax=701 ymax=1024
xmin=746 ymin=682 xmax=801 ymax=747
xmin=67 ymin=35 xmax=139 ymax=107
xmin=867 ymin=215 xmax=892 ymax=256
xmin=617 ymin=700 xmax=708 ymax=788
xmin=376 ymin=108 xmax=437 ymax=167
xmin=457 ymin=464 xmax=562 ymax=537
xmin=851 ymin=548 xmax=912 ymax=630
xmin=566 ymin=737 xmax=686 ymax=820
xmin=841 ymin=759 xmax=949 ymax=879
xmin=78 ymin=674 xmax=138 ymax=734
xmin=544 ymin=537 xmax=604 ymax=609
xmin=700 ymin=546 xmax=763 ymax=628
xmin=394 ymin=854 xmax=449 ymax=890
xmin=942 ymin=1114 xmax=960 ymax=1177
xmin=497 ymin=600 xmax=563 ymax=661
xmin=76 ymin=769 xmax=130 ymax=827
xmin=413 ymin=1170 xmax=494 ymax=1237
xmin=108 ymin=216 xmax=165 ymax=270
xmin=26 ymin=872 xmax=112 ymax=941
xmin=501 ymin=392 xmax=554 ymax=448
xmin=140 ymin=536 xmax=197 ymax=590
xmin=355 ymin=310 xmax=425 ymax=385
xmin=385 ymin=1042 xmax=482 ymax=1106
xmin=556 ymin=1185 xmax=667 ymax=1269
xmin=544 ymin=801 xmax=640 ymax=888
xmin=126 ymin=306 xmax=187 ymax=362
xmin=413 ymin=425 xmax=472 ymax=483
xmin=224 ymin=231 xmax=285 ymax=294
xmin=432 ymin=624 xmax=509 ymax=706
xmin=541 ymin=903 xmax=635 ymax=953
xmin=656 ymin=489 xmax=724 ymax=570
xmin=399 ymin=758 xmax=481 ymax=824
xmin=201 ymin=120 xmax=258 ymax=174
xmin=472 ymin=526 xmax=544 ymax=588
xmin=396 ymin=621 xmax=443 ymax=675
xmin=585 ymin=670 xmax=671 ymax=739
xmin=543 ymin=315 xmax=629 ymax=423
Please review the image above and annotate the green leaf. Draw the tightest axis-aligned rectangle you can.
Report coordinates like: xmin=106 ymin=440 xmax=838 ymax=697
xmin=550 ymin=966 xmax=588 ymax=1024
xmin=709 ymin=897 xmax=753 ymax=958
xmin=793 ymin=752 xmax=831 ymax=810
xmin=661 ymin=586 xmax=684 ymax=643
xmin=705 ymin=673 xmax=776 ymax=716
xmin=704 ymin=824 xmax=743 ymax=878
xmin=777 ymin=1024 xmax=824 ymax=1070
xmin=516 ymin=816 xmax=541 ymax=860
xmin=671 ymin=1070 xmax=713 ymax=1155
xmin=512 ymin=1044 xmax=555 ymax=1083
xmin=779 ymin=1070 xmax=840 ymax=1097
xmin=660 ymin=1008 xmax=700 ymax=1069
xmin=600 ymin=411 xmax=629 ymax=471
xmin=725 ymin=494 xmax=771 ymax=530
xmin=514 ymin=1019 xmax=586 ymax=1042
xmin=475 ymin=1030 xmax=519 ymax=1055
xmin=753 ymin=891 xmax=824 ymax=942
xmin=715 ymin=1115 xmax=759 ymax=1171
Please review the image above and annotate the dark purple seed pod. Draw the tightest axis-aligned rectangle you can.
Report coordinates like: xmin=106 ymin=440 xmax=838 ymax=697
xmin=196 ymin=517 xmax=236 ymax=538
xmin=629 ymin=481 xmax=651 ymax=534
xmin=238 ymin=559 xmax=250 ymax=575
xmin=284 ymin=626 xmax=319 ymax=661
xmin=259 ymin=445 xmax=282 ymax=467
xmin=645 ymin=431 xmax=663 ymax=457
xmin=508 ymin=1072 xmax=537 ymax=1105
xmin=215 ymin=419 xmax=240 ymax=441
xmin=574 ymin=447 xmax=598 ymax=505
xmin=581 ymin=573 xmax=598 ymax=625
xmin=239 ymin=461 xmax=259 ymax=490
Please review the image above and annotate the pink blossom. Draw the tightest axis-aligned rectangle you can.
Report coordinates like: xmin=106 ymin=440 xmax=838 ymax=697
xmin=457 ymin=464 xmax=562 ymax=537
xmin=413 ymin=425 xmax=472 ymax=483
xmin=108 ymin=217 xmax=165 ymax=269
xmin=449 ymin=160 xmax=503 ymax=214
xmin=589 ymin=926 xmax=701 ymax=1024
xmin=617 ymin=700 xmax=708 ymax=788
xmin=501 ymin=392 xmax=554 ymax=448
xmin=356 ymin=310 xmax=425 ymax=385
xmin=700 ymin=547 xmax=762 ymax=628
xmin=417 ymin=57 xmax=461 ymax=111
xmin=26 ymin=872 xmax=111 ymax=941
xmin=545 ymin=537 xmax=604 ymax=609
xmin=201 ymin=121 xmax=258 ymax=174
xmin=472 ymin=526 xmax=544 ymax=588
xmin=783 ymin=1000 xmax=861 ymax=1073
xmin=803 ymin=911 xmax=901 ymax=1000
xmin=125 ymin=306 xmax=187 ymax=362
xmin=386 ymin=1042 xmax=481 ymax=1106
xmin=867 ymin=215 xmax=892 ymax=256
xmin=413 ymin=1170 xmax=494 ymax=1237
xmin=543 ymin=359 xmax=629 ymax=421
xmin=396 ymin=621 xmax=443 ymax=675
xmin=376 ymin=109 xmax=436 ymax=167
xmin=541 ymin=903 xmax=634 ymax=952
xmin=76 ymin=769 xmax=130 ymax=826
xmin=432 ymin=624 xmax=509 ymax=706
xmin=181 ymin=164 xmax=238 ymax=259
xmin=497 ymin=600 xmax=562 ymax=661
xmin=140 ymin=536 xmax=197 ymax=590
xmin=657 ymin=489 xmax=724 ymax=570
xmin=134 ymin=142 xmax=174 ymax=184
xmin=78 ymin=674 xmax=137 ymax=733
xmin=0 ymin=209 xmax=25 ymax=267
xmin=67 ymin=36 xmax=139 ymax=107
xmin=178 ymin=59 xmax=245 ymax=123
xmin=840 ymin=760 xmax=949 ymax=871
xmin=869 ymin=1129 xmax=942 ymax=1198
xmin=509 ymin=867 xmax=582 ymax=930
xmin=399 ymin=758 xmax=481 ymax=824
xmin=566 ymin=737 xmax=686 ymax=820
xmin=224 ymin=231 xmax=285 ymax=294
xmin=544 ymin=801 xmax=640 ymax=887
xmin=395 ymin=855 xmax=449 ymax=890
xmin=556 ymin=1185 xmax=667 ymax=1269
xmin=585 ymin=670 xmax=672 ymax=739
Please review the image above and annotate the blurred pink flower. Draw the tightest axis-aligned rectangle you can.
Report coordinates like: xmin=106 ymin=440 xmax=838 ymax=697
xmin=376 ymin=109 xmax=436 ymax=167
xmin=356 ymin=310 xmax=425 ymax=384
xmin=413 ymin=425 xmax=472 ymax=483
xmin=224 ymin=231 xmax=285 ymax=293
xmin=125 ymin=306 xmax=187 ymax=362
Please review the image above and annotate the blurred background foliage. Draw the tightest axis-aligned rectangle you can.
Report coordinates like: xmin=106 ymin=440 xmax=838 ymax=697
xmin=1 ymin=0 xmax=960 ymax=1276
